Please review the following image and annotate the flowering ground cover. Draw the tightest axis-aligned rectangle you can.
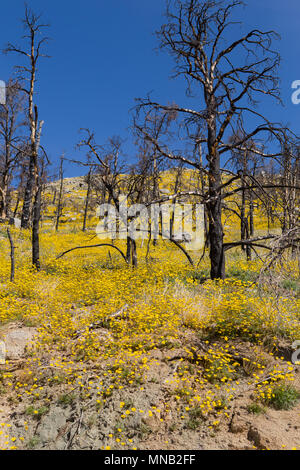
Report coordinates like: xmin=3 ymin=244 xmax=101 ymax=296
xmin=0 ymin=225 xmax=299 ymax=450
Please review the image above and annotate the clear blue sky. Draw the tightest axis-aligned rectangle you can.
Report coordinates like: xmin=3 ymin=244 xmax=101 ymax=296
xmin=1 ymin=0 xmax=300 ymax=177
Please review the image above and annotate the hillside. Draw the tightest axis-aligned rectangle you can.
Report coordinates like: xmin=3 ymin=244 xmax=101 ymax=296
xmin=0 ymin=180 xmax=299 ymax=450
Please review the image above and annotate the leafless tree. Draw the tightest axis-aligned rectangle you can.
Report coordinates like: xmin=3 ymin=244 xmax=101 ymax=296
xmin=0 ymin=80 xmax=25 ymax=220
xmin=280 ymin=144 xmax=300 ymax=241
xmin=77 ymin=131 xmax=138 ymax=264
xmin=4 ymin=4 xmax=50 ymax=269
xmin=135 ymin=0 xmax=296 ymax=279
xmin=224 ymin=133 xmax=262 ymax=260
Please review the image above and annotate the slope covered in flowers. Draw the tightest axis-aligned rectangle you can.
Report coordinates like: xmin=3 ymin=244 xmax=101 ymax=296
xmin=0 ymin=223 xmax=299 ymax=450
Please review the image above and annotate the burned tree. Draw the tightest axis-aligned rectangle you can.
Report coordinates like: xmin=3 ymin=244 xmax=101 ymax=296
xmin=280 ymin=144 xmax=300 ymax=239
xmin=0 ymin=80 xmax=25 ymax=220
xmin=135 ymin=0 xmax=289 ymax=279
xmin=225 ymin=133 xmax=261 ymax=260
xmin=5 ymin=5 xmax=50 ymax=269
xmin=78 ymin=131 xmax=152 ymax=267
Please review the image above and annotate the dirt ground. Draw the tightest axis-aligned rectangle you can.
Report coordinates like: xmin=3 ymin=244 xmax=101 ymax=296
xmin=0 ymin=320 xmax=299 ymax=451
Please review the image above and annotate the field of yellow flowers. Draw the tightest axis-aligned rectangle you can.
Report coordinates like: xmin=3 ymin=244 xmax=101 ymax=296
xmin=0 ymin=218 xmax=299 ymax=450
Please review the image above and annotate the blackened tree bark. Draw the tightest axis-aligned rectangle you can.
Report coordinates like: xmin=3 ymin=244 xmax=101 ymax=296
xmin=21 ymin=152 xmax=35 ymax=228
xmin=55 ymin=156 xmax=64 ymax=231
xmin=206 ymin=102 xmax=225 ymax=278
xmin=32 ymin=181 xmax=41 ymax=269
xmin=82 ymin=168 xmax=92 ymax=232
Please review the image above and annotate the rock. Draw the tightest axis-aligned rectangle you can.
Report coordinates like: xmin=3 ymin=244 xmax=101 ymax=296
xmin=150 ymin=349 xmax=163 ymax=361
xmin=230 ymin=415 xmax=247 ymax=434
xmin=142 ymin=410 xmax=161 ymax=432
xmin=38 ymin=407 xmax=68 ymax=445
xmin=3 ymin=328 xmax=37 ymax=360
xmin=247 ymin=426 xmax=272 ymax=450
xmin=0 ymin=341 xmax=6 ymax=365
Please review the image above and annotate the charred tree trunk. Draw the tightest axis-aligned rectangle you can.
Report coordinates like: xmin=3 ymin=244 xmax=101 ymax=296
xmin=32 ymin=182 xmax=41 ymax=270
xmin=126 ymin=236 xmax=131 ymax=263
xmin=240 ymin=175 xmax=247 ymax=251
xmin=125 ymin=236 xmax=138 ymax=267
xmin=245 ymin=220 xmax=252 ymax=261
xmin=131 ymin=239 xmax=138 ymax=268
xmin=207 ymin=108 xmax=225 ymax=280
xmin=21 ymin=157 xmax=35 ymax=228
xmin=249 ymin=193 xmax=254 ymax=237
xmin=82 ymin=169 xmax=92 ymax=232
xmin=55 ymin=157 xmax=64 ymax=231
xmin=52 ymin=189 xmax=57 ymax=205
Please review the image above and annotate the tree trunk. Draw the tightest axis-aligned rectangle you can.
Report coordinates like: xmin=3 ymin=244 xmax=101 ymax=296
xmin=21 ymin=157 xmax=35 ymax=228
xmin=32 ymin=183 xmax=41 ymax=270
xmin=126 ymin=237 xmax=138 ymax=267
xmin=7 ymin=228 xmax=15 ymax=282
xmin=207 ymin=110 xmax=225 ymax=280
xmin=126 ymin=236 xmax=131 ymax=263
xmin=249 ymin=193 xmax=254 ymax=237
xmin=83 ymin=170 xmax=92 ymax=232
xmin=241 ymin=176 xmax=247 ymax=251
xmin=0 ymin=175 xmax=9 ymax=219
xmin=131 ymin=239 xmax=138 ymax=268
xmin=55 ymin=157 xmax=64 ymax=231
xmin=13 ymin=195 xmax=20 ymax=218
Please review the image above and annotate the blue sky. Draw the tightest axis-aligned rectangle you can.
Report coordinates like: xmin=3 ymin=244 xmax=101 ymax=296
xmin=1 ymin=0 xmax=300 ymax=177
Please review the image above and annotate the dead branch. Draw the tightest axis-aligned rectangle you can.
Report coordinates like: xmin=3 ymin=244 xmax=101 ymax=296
xmin=56 ymin=243 xmax=129 ymax=264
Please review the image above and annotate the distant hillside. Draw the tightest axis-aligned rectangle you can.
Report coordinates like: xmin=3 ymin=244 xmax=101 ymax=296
xmin=48 ymin=176 xmax=88 ymax=193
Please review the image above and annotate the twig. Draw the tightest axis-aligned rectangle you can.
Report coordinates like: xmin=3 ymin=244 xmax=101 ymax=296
xmin=65 ymin=409 xmax=83 ymax=450
xmin=73 ymin=304 xmax=129 ymax=339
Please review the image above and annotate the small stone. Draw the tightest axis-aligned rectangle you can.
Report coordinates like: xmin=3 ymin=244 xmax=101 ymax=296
xmin=142 ymin=410 xmax=161 ymax=432
xmin=230 ymin=415 xmax=247 ymax=434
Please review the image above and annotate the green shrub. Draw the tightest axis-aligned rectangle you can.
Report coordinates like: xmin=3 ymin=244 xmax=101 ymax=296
xmin=25 ymin=405 xmax=49 ymax=419
xmin=57 ymin=393 xmax=76 ymax=407
xmin=264 ymin=384 xmax=300 ymax=411
xmin=247 ymin=402 xmax=266 ymax=415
